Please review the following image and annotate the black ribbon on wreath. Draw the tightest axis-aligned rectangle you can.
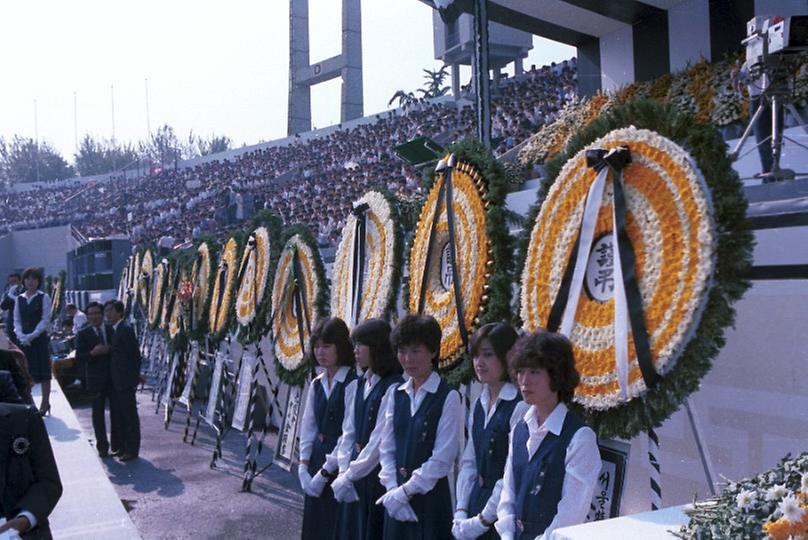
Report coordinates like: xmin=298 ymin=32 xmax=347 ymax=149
xmin=289 ymin=246 xmax=313 ymax=376
xmin=350 ymin=203 xmax=370 ymax=327
xmin=545 ymin=146 xmax=660 ymax=390
xmin=418 ymin=154 xmax=470 ymax=352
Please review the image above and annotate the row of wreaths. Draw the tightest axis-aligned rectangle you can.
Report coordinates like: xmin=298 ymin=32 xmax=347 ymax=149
xmin=117 ymin=102 xmax=754 ymax=440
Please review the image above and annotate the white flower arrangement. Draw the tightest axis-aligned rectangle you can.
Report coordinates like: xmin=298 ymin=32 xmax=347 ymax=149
xmin=271 ymin=234 xmax=322 ymax=372
xmin=235 ymin=226 xmax=271 ymax=327
xmin=520 ymin=126 xmax=717 ymax=411
xmin=331 ymin=190 xmax=398 ymax=326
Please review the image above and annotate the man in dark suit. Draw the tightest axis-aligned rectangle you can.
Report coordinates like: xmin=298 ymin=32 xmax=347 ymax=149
xmin=0 ymin=371 xmax=63 ymax=539
xmin=104 ymin=300 xmax=141 ymax=462
xmin=75 ymin=302 xmax=119 ymax=458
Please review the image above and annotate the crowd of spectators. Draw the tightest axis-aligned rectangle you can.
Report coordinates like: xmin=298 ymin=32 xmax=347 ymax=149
xmin=0 ymin=59 xmax=576 ymax=248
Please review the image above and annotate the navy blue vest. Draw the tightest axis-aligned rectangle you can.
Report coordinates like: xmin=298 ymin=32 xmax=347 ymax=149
xmin=467 ymin=391 xmax=521 ymax=515
xmin=352 ymin=373 xmax=403 ymax=460
xmin=511 ymin=409 xmax=587 ymax=539
xmin=17 ymin=293 xmax=44 ymax=334
xmin=392 ymin=378 xmax=451 ymax=485
xmin=308 ymin=370 xmax=357 ymax=474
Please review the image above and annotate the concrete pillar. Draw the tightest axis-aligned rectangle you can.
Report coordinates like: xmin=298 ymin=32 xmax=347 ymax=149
xmin=452 ymin=64 xmax=461 ymax=99
xmin=341 ymin=0 xmax=363 ymax=122
xmin=514 ymin=57 xmax=523 ymax=76
xmin=288 ymin=0 xmax=311 ymax=135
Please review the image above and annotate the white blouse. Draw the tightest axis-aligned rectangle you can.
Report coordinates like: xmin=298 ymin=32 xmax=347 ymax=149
xmin=298 ymin=366 xmax=354 ymax=473
xmin=455 ymin=383 xmax=528 ymax=520
xmin=377 ymin=371 xmax=463 ymax=494
xmin=495 ymin=402 xmax=601 ymax=540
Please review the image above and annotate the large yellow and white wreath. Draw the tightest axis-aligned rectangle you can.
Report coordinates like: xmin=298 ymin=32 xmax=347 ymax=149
xmin=408 ymin=158 xmax=492 ymax=371
xmin=235 ymin=227 xmax=271 ymax=327
xmin=209 ymin=237 xmax=240 ymax=337
xmin=331 ymin=190 xmax=400 ymax=327
xmin=520 ymin=126 xmax=716 ymax=410
xmin=271 ymin=234 xmax=322 ymax=373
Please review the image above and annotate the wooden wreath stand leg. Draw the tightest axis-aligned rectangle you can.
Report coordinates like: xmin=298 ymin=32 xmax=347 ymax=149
xmin=646 ymin=398 xmax=717 ymax=512
xmin=182 ymin=341 xmax=204 ymax=444
xmin=210 ymin=337 xmax=236 ymax=469
xmin=191 ymin=337 xmax=215 ymax=446
xmin=241 ymin=345 xmax=281 ymax=492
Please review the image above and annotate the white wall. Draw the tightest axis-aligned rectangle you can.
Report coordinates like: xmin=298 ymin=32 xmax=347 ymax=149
xmin=0 ymin=225 xmax=77 ymax=279
xmin=668 ymin=0 xmax=711 ymax=72
xmin=600 ymin=25 xmax=635 ymax=91
xmin=755 ymin=0 xmax=808 ymax=18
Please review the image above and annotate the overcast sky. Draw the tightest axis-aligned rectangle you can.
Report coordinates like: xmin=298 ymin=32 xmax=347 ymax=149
xmin=0 ymin=1 xmax=574 ymax=161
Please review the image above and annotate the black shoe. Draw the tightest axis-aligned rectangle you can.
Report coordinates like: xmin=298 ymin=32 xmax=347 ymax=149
xmin=118 ymin=453 xmax=139 ymax=462
xmin=38 ymin=404 xmax=51 ymax=417
xmin=98 ymin=449 xmax=110 ymax=458
xmin=111 ymin=449 xmax=123 ymax=457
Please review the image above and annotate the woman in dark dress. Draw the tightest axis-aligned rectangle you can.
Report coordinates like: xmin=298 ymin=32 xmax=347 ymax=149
xmin=298 ymin=317 xmax=357 ymax=540
xmin=453 ymin=322 xmax=526 ymax=539
xmin=376 ymin=314 xmax=463 ymax=540
xmin=13 ymin=268 xmax=52 ymax=416
xmin=0 ymin=369 xmax=63 ymax=539
xmin=331 ymin=319 xmax=404 ymax=540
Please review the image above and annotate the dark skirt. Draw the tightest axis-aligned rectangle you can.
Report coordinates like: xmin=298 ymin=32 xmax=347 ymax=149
xmin=21 ymin=333 xmax=51 ymax=383
xmin=382 ymin=477 xmax=452 ymax=540
xmin=302 ymin=484 xmax=340 ymax=540
xmin=468 ymin=484 xmax=499 ymax=540
xmin=337 ymin=465 xmax=386 ymax=540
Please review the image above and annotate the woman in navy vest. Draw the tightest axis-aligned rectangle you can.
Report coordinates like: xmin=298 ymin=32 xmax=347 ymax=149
xmin=453 ymin=322 xmax=527 ymax=539
xmin=495 ymin=331 xmax=601 ymax=540
xmin=331 ymin=319 xmax=404 ymax=540
xmin=375 ymin=314 xmax=463 ymax=540
xmin=13 ymin=268 xmax=52 ymax=416
xmin=298 ymin=317 xmax=357 ymax=540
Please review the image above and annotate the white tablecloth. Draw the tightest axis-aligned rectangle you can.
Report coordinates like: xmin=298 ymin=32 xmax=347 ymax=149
xmin=552 ymin=505 xmax=689 ymax=540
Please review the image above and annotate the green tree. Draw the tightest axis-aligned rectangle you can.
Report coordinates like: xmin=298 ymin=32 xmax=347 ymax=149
xmin=140 ymin=124 xmax=183 ymax=168
xmin=389 ymin=65 xmax=450 ymax=108
xmin=0 ymin=135 xmax=74 ymax=183
xmin=74 ymin=135 xmax=141 ymax=176
xmin=417 ymin=65 xmax=451 ymax=99
xmin=197 ymin=134 xmax=232 ymax=156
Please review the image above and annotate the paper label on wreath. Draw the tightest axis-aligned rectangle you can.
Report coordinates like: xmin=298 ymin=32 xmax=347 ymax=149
xmin=439 ymin=242 xmax=454 ymax=290
xmin=161 ymin=353 xmax=180 ymax=407
xmin=231 ymin=352 xmax=256 ymax=431
xmin=204 ymin=351 xmax=226 ymax=425
xmin=275 ymin=383 xmax=305 ymax=471
xmin=179 ymin=342 xmax=199 ymax=406
xmin=585 ymin=235 xmax=616 ymax=303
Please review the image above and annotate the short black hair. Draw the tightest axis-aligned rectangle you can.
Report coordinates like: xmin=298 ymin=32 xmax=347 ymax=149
xmin=390 ymin=314 xmax=442 ymax=368
xmin=511 ymin=330 xmax=581 ymax=403
xmin=351 ymin=319 xmax=400 ymax=377
xmin=66 ymin=303 xmax=77 ymax=311
xmin=21 ymin=267 xmax=43 ymax=287
xmin=8 ymin=273 xmax=21 ymax=280
xmin=470 ymin=322 xmax=519 ymax=382
xmin=308 ymin=317 xmax=354 ymax=368
xmin=85 ymin=301 xmax=103 ymax=314
xmin=104 ymin=299 xmax=125 ymax=316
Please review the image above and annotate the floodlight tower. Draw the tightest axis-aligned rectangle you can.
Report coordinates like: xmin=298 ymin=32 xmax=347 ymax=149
xmin=288 ymin=0 xmax=364 ymax=135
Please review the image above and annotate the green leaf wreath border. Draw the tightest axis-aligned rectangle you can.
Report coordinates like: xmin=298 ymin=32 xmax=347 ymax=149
xmin=516 ymin=100 xmax=754 ymax=439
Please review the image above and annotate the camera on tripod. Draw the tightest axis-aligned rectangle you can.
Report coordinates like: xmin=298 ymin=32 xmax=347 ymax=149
xmin=731 ymin=15 xmax=808 ymax=182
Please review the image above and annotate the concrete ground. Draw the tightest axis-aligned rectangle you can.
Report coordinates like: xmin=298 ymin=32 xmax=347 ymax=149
xmin=68 ymin=386 xmax=303 ymax=539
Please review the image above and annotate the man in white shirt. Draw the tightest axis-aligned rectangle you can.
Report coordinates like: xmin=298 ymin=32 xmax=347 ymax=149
xmin=65 ymin=304 xmax=87 ymax=332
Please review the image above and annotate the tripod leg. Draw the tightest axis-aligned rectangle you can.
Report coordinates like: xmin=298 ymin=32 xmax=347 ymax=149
xmin=786 ymin=104 xmax=808 ymax=135
xmin=771 ymin=94 xmax=783 ymax=174
xmin=731 ymin=102 xmax=766 ymax=160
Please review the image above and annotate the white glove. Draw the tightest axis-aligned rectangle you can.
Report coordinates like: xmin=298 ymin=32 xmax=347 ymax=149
xmin=377 ymin=486 xmax=418 ymax=522
xmin=18 ymin=334 xmax=31 ymax=347
xmin=307 ymin=469 xmax=329 ymax=497
xmin=297 ymin=464 xmax=313 ymax=494
xmin=453 ymin=516 xmax=490 ymax=539
xmin=454 ymin=510 xmax=468 ymax=520
xmin=331 ymin=473 xmax=359 ymax=503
